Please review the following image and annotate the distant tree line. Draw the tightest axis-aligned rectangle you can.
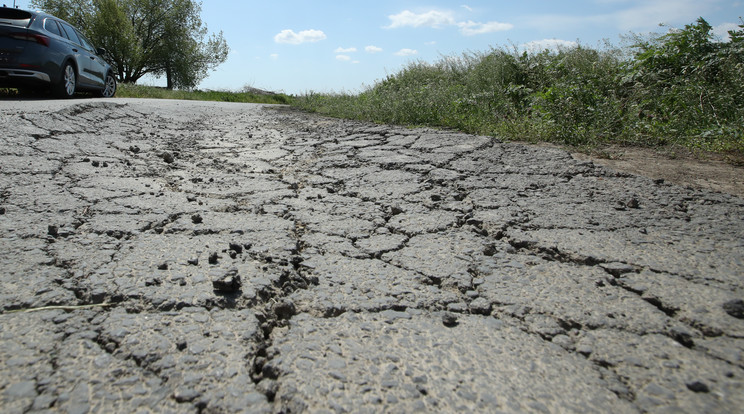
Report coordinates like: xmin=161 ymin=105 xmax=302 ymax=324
xmin=31 ymin=0 xmax=228 ymax=89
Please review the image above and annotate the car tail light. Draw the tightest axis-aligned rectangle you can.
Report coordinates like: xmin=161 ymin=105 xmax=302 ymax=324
xmin=11 ymin=33 xmax=50 ymax=47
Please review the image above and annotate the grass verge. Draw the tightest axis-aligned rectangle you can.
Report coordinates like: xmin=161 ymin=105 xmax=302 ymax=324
xmin=1 ymin=84 xmax=293 ymax=105
xmin=115 ymin=83 xmax=293 ymax=105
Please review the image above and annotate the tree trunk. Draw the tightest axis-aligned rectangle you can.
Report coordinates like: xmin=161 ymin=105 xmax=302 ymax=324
xmin=166 ymin=62 xmax=174 ymax=90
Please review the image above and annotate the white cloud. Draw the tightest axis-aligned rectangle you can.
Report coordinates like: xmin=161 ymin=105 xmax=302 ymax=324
xmin=270 ymin=54 xmax=279 ymax=60
xmin=335 ymin=47 xmax=357 ymax=53
xmin=336 ymin=55 xmax=352 ymax=61
xmin=458 ymin=20 xmax=514 ymax=36
xmin=274 ymin=29 xmax=327 ymax=45
xmin=525 ymin=0 xmax=722 ymax=32
xmin=386 ymin=10 xmax=456 ymax=29
xmin=386 ymin=9 xmax=513 ymax=36
xmin=612 ymin=0 xmax=714 ymax=30
xmin=365 ymin=45 xmax=383 ymax=53
xmin=521 ymin=39 xmax=578 ymax=53
xmin=461 ymin=5 xmax=473 ymax=12
xmin=395 ymin=48 xmax=419 ymax=56
xmin=608 ymin=0 xmax=710 ymax=30
xmin=713 ymin=22 xmax=741 ymax=41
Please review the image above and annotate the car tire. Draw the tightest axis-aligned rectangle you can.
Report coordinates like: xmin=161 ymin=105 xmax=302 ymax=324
xmin=99 ymin=72 xmax=117 ymax=98
xmin=55 ymin=62 xmax=76 ymax=98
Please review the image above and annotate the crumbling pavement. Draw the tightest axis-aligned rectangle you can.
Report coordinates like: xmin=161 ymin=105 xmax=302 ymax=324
xmin=1 ymin=99 xmax=743 ymax=413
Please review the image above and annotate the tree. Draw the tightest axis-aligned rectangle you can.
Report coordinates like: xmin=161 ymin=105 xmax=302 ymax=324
xmin=31 ymin=0 xmax=228 ymax=89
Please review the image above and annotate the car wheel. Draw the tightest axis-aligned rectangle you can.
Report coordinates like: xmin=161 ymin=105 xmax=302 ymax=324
xmin=55 ymin=62 xmax=76 ymax=98
xmin=99 ymin=72 xmax=117 ymax=98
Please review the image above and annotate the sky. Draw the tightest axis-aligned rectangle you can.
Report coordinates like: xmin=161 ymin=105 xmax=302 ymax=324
xmin=13 ymin=0 xmax=744 ymax=94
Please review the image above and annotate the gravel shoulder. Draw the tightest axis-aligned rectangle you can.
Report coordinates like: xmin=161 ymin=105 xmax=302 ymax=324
xmin=568 ymin=145 xmax=744 ymax=198
xmin=1 ymin=98 xmax=742 ymax=413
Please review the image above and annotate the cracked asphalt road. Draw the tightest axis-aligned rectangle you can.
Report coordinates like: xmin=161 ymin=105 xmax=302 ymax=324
xmin=1 ymin=98 xmax=743 ymax=413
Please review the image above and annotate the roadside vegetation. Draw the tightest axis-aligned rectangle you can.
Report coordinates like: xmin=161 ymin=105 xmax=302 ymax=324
xmin=293 ymin=18 xmax=744 ymax=155
xmin=115 ymin=84 xmax=293 ymax=104
xmin=0 ymin=84 xmax=292 ymax=105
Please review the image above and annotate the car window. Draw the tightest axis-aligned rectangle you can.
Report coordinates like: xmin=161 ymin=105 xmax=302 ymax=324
xmin=0 ymin=8 xmax=32 ymax=27
xmin=74 ymin=29 xmax=96 ymax=52
xmin=44 ymin=18 xmax=63 ymax=37
xmin=59 ymin=22 xmax=82 ymax=45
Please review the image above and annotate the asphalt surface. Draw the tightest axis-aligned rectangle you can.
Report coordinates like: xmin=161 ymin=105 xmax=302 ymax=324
xmin=1 ymin=98 xmax=743 ymax=413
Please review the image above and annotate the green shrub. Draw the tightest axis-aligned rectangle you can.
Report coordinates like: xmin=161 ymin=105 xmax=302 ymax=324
xmin=294 ymin=17 xmax=744 ymax=154
xmin=116 ymin=83 xmax=293 ymax=105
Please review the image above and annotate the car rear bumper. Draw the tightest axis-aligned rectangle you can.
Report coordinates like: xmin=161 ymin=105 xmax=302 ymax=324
xmin=0 ymin=67 xmax=51 ymax=84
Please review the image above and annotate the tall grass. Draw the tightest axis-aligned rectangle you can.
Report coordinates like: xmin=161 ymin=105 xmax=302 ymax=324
xmin=116 ymin=83 xmax=293 ymax=105
xmin=294 ymin=19 xmax=744 ymax=154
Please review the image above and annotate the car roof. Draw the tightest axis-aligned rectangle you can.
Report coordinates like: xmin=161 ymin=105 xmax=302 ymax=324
xmin=0 ymin=6 xmax=73 ymax=26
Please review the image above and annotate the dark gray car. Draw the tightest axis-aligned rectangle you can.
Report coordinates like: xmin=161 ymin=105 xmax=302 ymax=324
xmin=0 ymin=7 xmax=116 ymax=98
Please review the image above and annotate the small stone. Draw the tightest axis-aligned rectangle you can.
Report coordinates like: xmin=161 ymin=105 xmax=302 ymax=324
xmin=576 ymin=344 xmax=593 ymax=356
xmin=187 ymin=257 xmax=199 ymax=266
xmin=157 ymin=263 xmax=168 ymax=270
xmin=469 ymin=297 xmax=492 ymax=315
xmin=191 ymin=214 xmax=203 ymax=224
xmin=47 ymin=225 xmax=58 ymax=238
xmin=91 ymin=160 xmax=100 ymax=167
xmin=381 ymin=309 xmax=411 ymax=323
xmin=255 ymin=379 xmax=278 ymax=401
xmin=723 ymin=299 xmax=744 ymax=319
xmin=442 ymin=312 xmax=458 ymax=327
xmin=262 ymin=362 xmax=281 ymax=380
xmin=129 ymin=145 xmax=140 ymax=153
xmin=228 ymin=243 xmax=243 ymax=254
xmin=162 ymin=152 xmax=175 ymax=164
xmin=0 ymin=207 xmax=5 ymax=215
xmin=213 ymin=269 xmax=241 ymax=293
xmin=447 ymin=302 xmax=468 ymax=313
xmin=187 ymin=196 xmax=197 ymax=202
xmin=669 ymin=325 xmax=695 ymax=348
xmin=173 ymin=388 xmax=200 ymax=403
xmin=483 ymin=245 xmax=497 ymax=256
xmin=686 ymin=381 xmax=710 ymax=393
xmin=552 ymin=334 xmax=574 ymax=350
xmin=273 ymin=300 xmax=296 ymax=320
xmin=145 ymin=277 xmax=161 ymax=286
xmin=5 ymin=380 xmax=37 ymax=398
xmin=32 ymin=394 xmax=56 ymax=410
xmin=329 ymin=371 xmax=347 ymax=382
xmin=208 ymin=252 xmax=219 ymax=265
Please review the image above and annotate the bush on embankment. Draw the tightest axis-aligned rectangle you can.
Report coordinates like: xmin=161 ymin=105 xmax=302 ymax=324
xmin=293 ymin=18 xmax=744 ymax=154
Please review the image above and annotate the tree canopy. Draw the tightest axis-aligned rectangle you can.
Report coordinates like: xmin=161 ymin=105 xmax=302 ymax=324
xmin=31 ymin=0 xmax=228 ymax=89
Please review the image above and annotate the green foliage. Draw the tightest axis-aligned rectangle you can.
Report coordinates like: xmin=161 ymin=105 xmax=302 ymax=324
xmin=294 ymin=17 xmax=743 ymax=154
xmin=30 ymin=0 xmax=229 ymax=89
xmin=623 ymin=17 xmax=744 ymax=150
xmin=115 ymin=83 xmax=292 ymax=104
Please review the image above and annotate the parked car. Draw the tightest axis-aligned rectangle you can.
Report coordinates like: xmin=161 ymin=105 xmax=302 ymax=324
xmin=0 ymin=6 xmax=116 ymax=98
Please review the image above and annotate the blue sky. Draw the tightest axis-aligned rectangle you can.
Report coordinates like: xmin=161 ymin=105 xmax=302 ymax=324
xmin=16 ymin=0 xmax=744 ymax=93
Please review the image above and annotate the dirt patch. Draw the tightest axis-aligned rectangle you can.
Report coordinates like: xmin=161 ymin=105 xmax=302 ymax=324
xmin=534 ymin=143 xmax=744 ymax=198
